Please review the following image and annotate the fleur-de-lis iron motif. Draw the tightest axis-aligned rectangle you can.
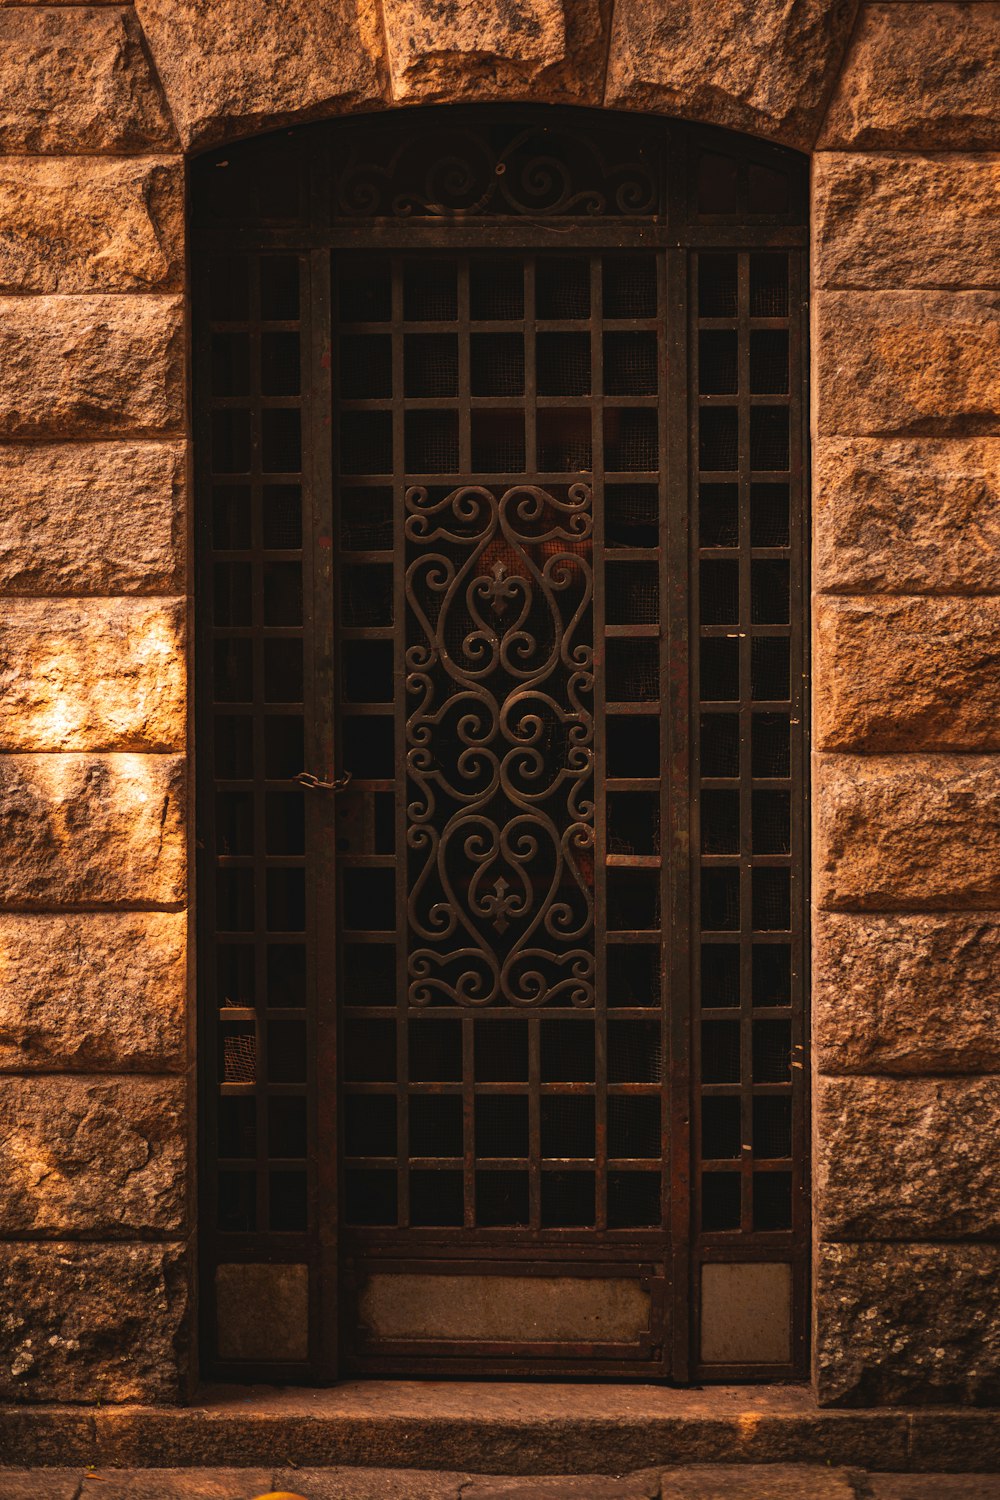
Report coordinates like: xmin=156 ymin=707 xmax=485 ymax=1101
xmin=481 ymin=876 xmax=517 ymax=934
xmin=481 ymin=560 xmax=520 ymax=617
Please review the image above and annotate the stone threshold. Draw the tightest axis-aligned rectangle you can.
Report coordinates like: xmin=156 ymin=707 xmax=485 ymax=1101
xmin=1 ymin=1383 xmax=997 ymax=1474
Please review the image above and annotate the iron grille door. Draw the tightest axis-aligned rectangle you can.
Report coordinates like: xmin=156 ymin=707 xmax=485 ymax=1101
xmin=333 ymin=248 xmax=674 ymax=1376
xmin=193 ymin=108 xmax=809 ymax=1385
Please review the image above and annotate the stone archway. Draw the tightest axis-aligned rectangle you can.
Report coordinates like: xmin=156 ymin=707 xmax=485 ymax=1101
xmin=130 ymin=0 xmax=860 ymax=153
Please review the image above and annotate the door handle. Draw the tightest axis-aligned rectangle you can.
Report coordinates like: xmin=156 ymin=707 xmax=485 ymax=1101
xmin=295 ymin=769 xmax=352 ymax=791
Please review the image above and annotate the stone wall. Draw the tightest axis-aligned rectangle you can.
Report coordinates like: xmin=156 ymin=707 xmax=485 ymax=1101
xmin=0 ymin=3 xmax=191 ymax=1402
xmin=0 ymin=0 xmax=995 ymax=1407
xmin=811 ymin=1 xmax=1000 ymax=1405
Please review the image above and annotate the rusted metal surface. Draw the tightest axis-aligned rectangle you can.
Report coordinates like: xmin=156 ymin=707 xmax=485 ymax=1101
xmin=699 ymin=1262 xmax=792 ymax=1366
xmin=358 ymin=1272 xmax=652 ymax=1343
xmin=192 ymin=106 xmax=809 ymax=1386
xmin=215 ymin=1263 xmax=310 ymax=1362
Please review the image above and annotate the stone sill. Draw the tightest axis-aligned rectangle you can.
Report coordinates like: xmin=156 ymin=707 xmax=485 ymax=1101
xmin=1 ymin=1383 xmax=998 ymax=1474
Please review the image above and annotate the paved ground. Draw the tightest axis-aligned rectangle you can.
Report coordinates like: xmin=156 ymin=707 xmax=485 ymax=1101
xmin=2 ymin=1468 xmax=1000 ymax=1499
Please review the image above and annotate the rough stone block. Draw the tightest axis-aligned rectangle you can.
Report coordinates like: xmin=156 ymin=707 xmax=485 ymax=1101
xmin=660 ymin=1469 xmax=858 ymax=1500
xmin=79 ymin=1474 xmax=275 ymax=1500
xmin=0 ymin=911 xmax=186 ymax=1073
xmin=604 ymin=0 xmax=858 ymax=151
xmin=0 ymin=1240 xmax=189 ymax=1402
xmin=814 ymin=911 xmax=1000 ymax=1076
xmin=0 ymin=441 xmax=184 ymax=596
xmin=819 ymin=3 xmax=1000 ymax=151
xmin=869 ymin=1476 xmax=1000 ymax=1498
xmin=381 ymin=0 xmax=608 ymax=104
xmin=814 ymin=438 xmax=1000 ymax=596
xmin=815 ymin=1242 xmax=1000 ymax=1405
xmin=0 ymin=1476 xmax=82 ymax=1500
xmin=907 ymin=1414 xmax=1000 ymax=1476
xmin=272 ymin=1470 xmax=470 ymax=1499
xmin=0 ymin=296 xmax=183 ymax=441
xmin=0 ymin=157 xmax=183 ymax=295
xmin=0 ymin=1413 xmax=90 ymax=1468
xmin=463 ymin=1476 xmax=658 ymax=1499
xmin=0 ymin=7 xmax=176 ymax=153
xmin=813 ymin=153 xmax=1000 ymax=290
xmin=0 ymin=754 xmax=186 ymax=909
xmin=0 ymin=1475 xmax=83 ymax=1500
xmin=133 ymin=0 xmax=386 ymax=151
xmin=815 ymin=291 xmax=1000 ymax=439
xmin=0 ymin=1075 xmax=186 ymax=1236
xmin=814 ymin=595 xmax=1000 ymax=752
xmin=0 ymin=597 xmax=186 ymax=753
xmin=815 ymin=754 xmax=1000 ymax=911
xmin=816 ymin=1076 xmax=1000 ymax=1241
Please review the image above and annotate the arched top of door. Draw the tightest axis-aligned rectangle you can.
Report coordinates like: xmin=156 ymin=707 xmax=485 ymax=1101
xmin=190 ymin=106 xmax=808 ymax=246
xmin=134 ymin=0 xmax=857 ymax=158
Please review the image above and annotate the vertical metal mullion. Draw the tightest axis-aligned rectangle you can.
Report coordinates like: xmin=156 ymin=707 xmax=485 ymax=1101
xmin=737 ymin=252 xmax=754 ymax=1238
xmin=463 ymin=1018 xmax=476 ymax=1229
xmin=667 ymin=239 xmax=693 ymax=1385
xmin=528 ymin=1015 xmax=541 ymax=1232
xmin=456 ymin=251 xmax=477 ymax=1229
xmin=249 ymin=251 xmax=270 ymax=1239
xmin=193 ymin=245 xmax=223 ymax=1370
xmin=309 ymin=229 xmax=339 ymax=1378
xmin=656 ymin=249 xmax=671 ymax=1279
xmin=524 ymin=257 xmax=537 ymax=476
xmin=458 ymin=256 xmax=471 ymax=475
xmin=391 ymin=254 xmax=409 ymax=1231
xmin=591 ymin=252 xmax=607 ymax=1234
xmin=788 ymin=246 xmax=810 ymax=1375
xmin=525 ymin=253 xmax=541 ymax=1233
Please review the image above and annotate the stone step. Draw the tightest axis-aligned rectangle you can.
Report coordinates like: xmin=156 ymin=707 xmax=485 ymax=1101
xmin=1 ymin=1384 xmax=999 ymax=1476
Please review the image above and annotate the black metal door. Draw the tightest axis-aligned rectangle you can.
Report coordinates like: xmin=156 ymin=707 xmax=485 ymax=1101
xmin=194 ymin=108 xmax=809 ymax=1384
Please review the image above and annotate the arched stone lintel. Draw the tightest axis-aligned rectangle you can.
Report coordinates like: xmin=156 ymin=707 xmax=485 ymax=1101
xmin=131 ymin=0 xmax=860 ymax=156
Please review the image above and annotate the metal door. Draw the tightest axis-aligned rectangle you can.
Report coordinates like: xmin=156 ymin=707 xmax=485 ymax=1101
xmin=193 ymin=108 xmax=809 ymax=1383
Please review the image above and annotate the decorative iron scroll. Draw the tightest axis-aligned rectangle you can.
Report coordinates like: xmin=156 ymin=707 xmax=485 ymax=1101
xmin=405 ymin=482 xmax=595 ymax=1008
xmin=333 ymin=120 xmax=658 ymax=219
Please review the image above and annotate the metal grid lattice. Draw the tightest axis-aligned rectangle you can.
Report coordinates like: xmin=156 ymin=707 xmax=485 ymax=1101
xmin=693 ymin=246 xmax=807 ymax=1370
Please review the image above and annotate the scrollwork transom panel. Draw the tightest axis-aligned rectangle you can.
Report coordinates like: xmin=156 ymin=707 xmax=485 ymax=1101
xmin=333 ymin=119 xmax=659 ymax=219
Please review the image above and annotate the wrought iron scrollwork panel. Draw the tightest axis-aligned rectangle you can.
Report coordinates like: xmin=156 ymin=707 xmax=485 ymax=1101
xmin=405 ymin=482 xmax=595 ymax=1008
xmin=334 ymin=120 xmax=658 ymax=219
